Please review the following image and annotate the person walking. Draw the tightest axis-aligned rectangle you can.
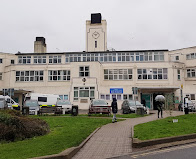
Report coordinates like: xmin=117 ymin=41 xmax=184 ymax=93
xmin=157 ymin=101 xmax=163 ymax=118
xmin=111 ymin=98 xmax=118 ymax=123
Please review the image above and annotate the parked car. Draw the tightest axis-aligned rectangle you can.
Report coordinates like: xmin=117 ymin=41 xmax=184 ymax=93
xmin=56 ymin=100 xmax=72 ymax=114
xmin=0 ymin=99 xmax=8 ymax=109
xmin=178 ymin=100 xmax=196 ymax=112
xmin=121 ymin=100 xmax=148 ymax=114
xmin=88 ymin=99 xmax=111 ymax=116
xmin=23 ymin=100 xmax=40 ymax=115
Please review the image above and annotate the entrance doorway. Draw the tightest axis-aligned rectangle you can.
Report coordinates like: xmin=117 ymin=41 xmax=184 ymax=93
xmin=141 ymin=94 xmax=151 ymax=109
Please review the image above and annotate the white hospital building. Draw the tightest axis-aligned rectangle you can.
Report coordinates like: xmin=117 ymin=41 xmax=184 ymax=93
xmin=0 ymin=13 xmax=196 ymax=110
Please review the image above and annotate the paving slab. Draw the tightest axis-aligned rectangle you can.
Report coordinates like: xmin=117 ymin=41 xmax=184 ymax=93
xmin=73 ymin=111 xmax=183 ymax=159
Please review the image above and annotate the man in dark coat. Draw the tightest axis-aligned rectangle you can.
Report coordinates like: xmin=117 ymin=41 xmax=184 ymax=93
xmin=111 ymin=98 xmax=118 ymax=123
xmin=157 ymin=101 xmax=163 ymax=118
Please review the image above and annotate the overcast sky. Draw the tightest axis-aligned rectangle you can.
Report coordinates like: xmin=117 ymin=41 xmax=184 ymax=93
xmin=1 ymin=0 xmax=196 ymax=53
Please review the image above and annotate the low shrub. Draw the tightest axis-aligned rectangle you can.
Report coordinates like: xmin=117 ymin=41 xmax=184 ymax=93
xmin=0 ymin=110 xmax=49 ymax=142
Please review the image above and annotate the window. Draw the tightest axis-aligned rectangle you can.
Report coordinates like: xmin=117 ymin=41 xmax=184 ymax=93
xmin=11 ymin=60 xmax=14 ymax=64
xmin=0 ymin=59 xmax=2 ymax=63
xmin=21 ymin=71 xmax=42 ymax=82
xmin=49 ymin=55 xmax=61 ymax=64
xmin=48 ymin=70 xmax=70 ymax=81
xmin=112 ymin=94 xmax=122 ymax=100
xmin=123 ymin=94 xmax=133 ymax=100
xmin=74 ymin=87 xmax=95 ymax=100
xmin=106 ymin=94 xmax=110 ymax=100
xmin=18 ymin=56 xmax=31 ymax=64
xmin=176 ymin=56 xmax=179 ymax=61
xmin=38 ymin=97 xmax=47 ymax=102
xmin=187 ymin=69 xmax=196 ymax=78
xmin=34 ymin=56 xmax=46 ymax=64
xmin=186 ymin=53 xmax=196 ymax=60
xmin=104 ymin=69 xmax=132 ymax=80
xmin=100 ymin=94 xmax=105 ymax=99
xmin=144 ymin=52 xmax=153 ymax=61
xmin=0 ymin=73 xmax=2 ymax=80
xmin=190 ymin=94 xmax=195 ymax=100
xmin=16 ymin=70 xmax=44 ymax=82
xmin=177 ymin=69 xmax=180 ymax=80
xmin=186 ymin=54 xmax=191 ymax=60
xmin=59 ymin=95 xmax=69 ymax=100
xmin=154 ymin=52 xmax=164 ymax=61
xmin=79 ymin=66 xmax=89 ymax=77
xmin=95 ymin=41 xmax=97 ymax=48
xmin=138 ymin=68 xmax=167 ymax=80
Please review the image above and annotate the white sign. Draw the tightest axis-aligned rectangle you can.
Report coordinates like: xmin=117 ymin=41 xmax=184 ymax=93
xmin=173 ymin=119 xmax=178 ymax=123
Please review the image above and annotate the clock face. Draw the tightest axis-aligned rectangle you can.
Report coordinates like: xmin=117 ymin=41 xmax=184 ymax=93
xmin=92 ymin=31 xmax=100 ymax=39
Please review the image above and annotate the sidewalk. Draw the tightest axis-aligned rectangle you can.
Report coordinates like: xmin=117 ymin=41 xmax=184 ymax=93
xmin=73 ymin=111 xmax=183 ymax=159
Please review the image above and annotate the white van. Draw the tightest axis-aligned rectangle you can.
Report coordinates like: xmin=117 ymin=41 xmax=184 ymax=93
xmin=25 ymin=93 xmax=61 ymax=107
xmin=0 ymin=95 xmax=20 ymax=109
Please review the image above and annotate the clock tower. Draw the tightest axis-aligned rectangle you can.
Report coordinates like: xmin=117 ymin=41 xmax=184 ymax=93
xmin=86 ymin=13 xmax=107 ymax=52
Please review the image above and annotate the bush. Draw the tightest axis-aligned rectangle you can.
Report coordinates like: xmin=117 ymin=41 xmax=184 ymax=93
xmin=0 ymin=110 xmax=49 ymax=142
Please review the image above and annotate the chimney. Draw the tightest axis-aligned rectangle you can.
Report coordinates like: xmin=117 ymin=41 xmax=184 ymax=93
xmin=34 ymin=37 xmax=47 ymax=53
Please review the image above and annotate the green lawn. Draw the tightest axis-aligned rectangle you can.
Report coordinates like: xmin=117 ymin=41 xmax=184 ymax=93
xmin=0 ymin=116 xmax=111 ymax=159
xmin=134 ymin=114 xmax=196 ymax=140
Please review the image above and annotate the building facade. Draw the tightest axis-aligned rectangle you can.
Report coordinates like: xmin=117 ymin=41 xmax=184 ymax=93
xmin=0 ymin=14 xmax=195 ymax=109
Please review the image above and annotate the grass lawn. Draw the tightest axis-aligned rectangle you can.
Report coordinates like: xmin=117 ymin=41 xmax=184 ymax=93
xmin=0 ymin=116 xmax=111 ymax=159
xmin=134 ymin=114 xmax=196 ymax=140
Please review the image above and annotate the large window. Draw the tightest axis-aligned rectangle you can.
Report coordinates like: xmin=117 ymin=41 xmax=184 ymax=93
xmin=34 ymin=56 xmax=46 ymax=64
xmin=64 ymin=51 xmax=164 ymax=63
xmin=74 ymin=87 xmax=95 ymax=100
xmin=48 ymin=70 xmax=70 ymax=81
xmin=104 ymin=69 xmax=133 ymax=80
xmin=79 ymin=66 xmax=89 ymax=77
xmin=137 ymin=68 xmax=168 ymax=80
xmin=186 ymin=53 xmax=196 ymax=60
xmin=16 ymin=70 xmax=44 ymax=82
xmin=187 ymin=69 xmax=196 ymax=78
xmin=117 ymin=53 xmax=134 ymax=62
xmin=0 ymin=73 xmax=2 ymax=80
xmin=18 ymin=56 xmax=31 ymax=64
xmin=144 ymin=52 xmax=153 ymax=61
xmin=154 ymin=52 xmax=164 ymax=61
xmin=49 ymin=55 xmax=61 ymax=64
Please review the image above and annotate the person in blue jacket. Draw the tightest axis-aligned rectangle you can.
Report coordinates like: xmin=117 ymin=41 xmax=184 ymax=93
xmin=111 ymin=98 xmax=118 ymax=123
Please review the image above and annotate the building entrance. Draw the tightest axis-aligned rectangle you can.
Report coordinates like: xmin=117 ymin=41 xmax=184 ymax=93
xmin=141 ymin=94 xmax=151 ymax=109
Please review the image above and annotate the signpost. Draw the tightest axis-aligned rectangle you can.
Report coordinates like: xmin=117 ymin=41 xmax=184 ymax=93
xmin=181 ymin=84 xmax=184 ymax=114
xmin=132 ymin=87 xmax=138 ymax=111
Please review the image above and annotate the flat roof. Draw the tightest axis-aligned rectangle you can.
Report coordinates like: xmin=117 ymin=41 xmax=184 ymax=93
xmin=15 ymin=49 xmax=168 ymax=56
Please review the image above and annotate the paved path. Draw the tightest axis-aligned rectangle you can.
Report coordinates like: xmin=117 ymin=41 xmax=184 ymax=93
xmin=73 ymin=111 xmax=183 ymax=159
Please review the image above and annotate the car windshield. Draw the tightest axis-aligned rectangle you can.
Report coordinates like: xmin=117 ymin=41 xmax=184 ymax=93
xmin=57 ymin=100 xmax=71 ymax=105
xmin=93 ymin=100 xmax=107 ymax=106
xmin=25 ymin=101 xmax=39 ymax=107
xmin=128 ymin=101 xmax=142 ymax=107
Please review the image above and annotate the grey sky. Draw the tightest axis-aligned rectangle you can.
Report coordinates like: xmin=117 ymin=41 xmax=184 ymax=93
xmin=1 ymin=0 xmax=196 ymax=53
